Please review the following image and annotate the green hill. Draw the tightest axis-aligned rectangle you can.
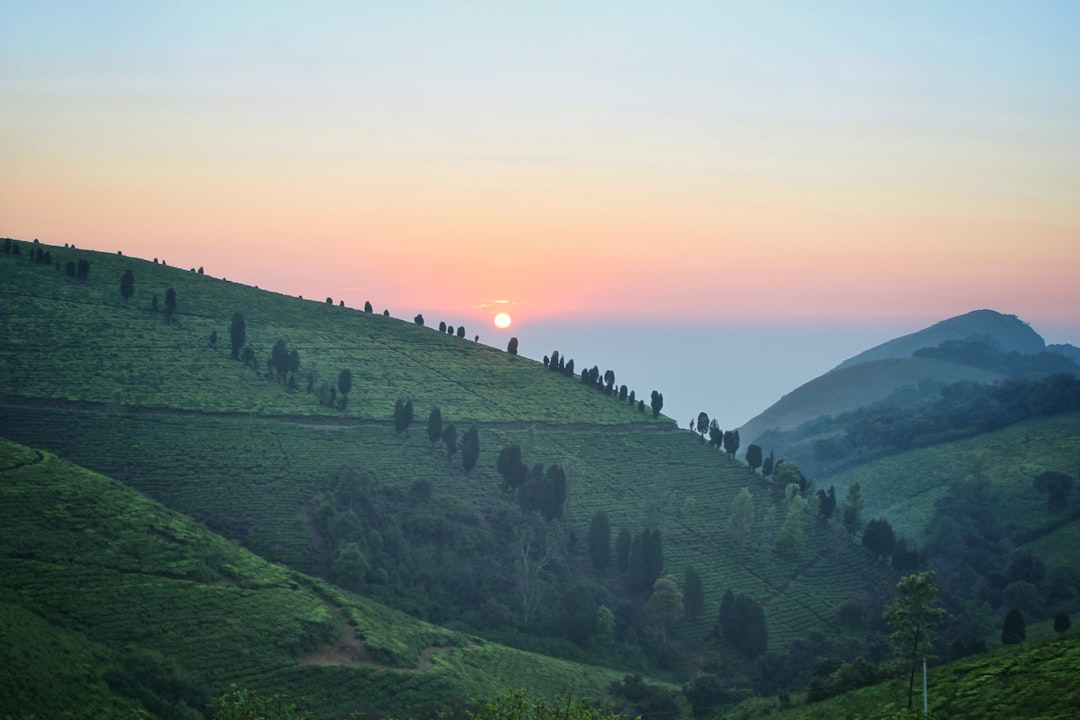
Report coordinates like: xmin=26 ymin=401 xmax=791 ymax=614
xmin=0 ymin=438 xmax=633 ymax=719
xmin=826 ymin=412 xmax=1080 ymax=546
xmin=1 ymin=238 xmax=903 ymax=714
xmin=746 ymin=632 xmax=1080 ymax=720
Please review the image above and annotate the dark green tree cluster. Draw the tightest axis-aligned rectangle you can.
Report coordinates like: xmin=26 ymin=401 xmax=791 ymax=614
xmin=716 ymin=590 xmax=768 ymax=657
xmin=542 ymin=349 xmax=576 ymax=377
xmin=764 ymin=372 xmax=1080 ymax=478
xmin=164 ymin=287 xmax=177 ymax=324
xmin=519 ymin=464 xmax=567 ymax=521
xmin=626 ymin=529 xmax=663 ymax=592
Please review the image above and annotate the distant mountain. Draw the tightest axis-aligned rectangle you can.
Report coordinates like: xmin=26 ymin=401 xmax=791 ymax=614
xmin=739 ymin=309 xmax=1078 ymax=470
xmin=832 ymin=309 xmax=1046 ymax=371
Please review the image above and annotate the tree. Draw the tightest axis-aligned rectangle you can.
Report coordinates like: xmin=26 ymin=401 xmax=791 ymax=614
xmin=723 ymin=429 xmax=740 ymax=458
xmin=1001 ymin=608 xmax=1026 ymax=645
xmin=507 ymin=337 xmax=519 ymax=355
xmin=119 ymin=269 xmax=134 ymax=300
xmin=646 ymin=576 xmax=683 ymax=645
xmin=288 ymin=349 xmax=300 ymax=379
xmin=414 ymin=313 xmax=424 ymax=326
xmin=427 ymin=407 xmax=443 ymax=449
xmin=271 ymin=339 xmax=289 ymax=383
xmin=496 ymin=443 xmax=526 ymax=491
xmin=650 ymin=390 xmax=664 ymax=418
xmin=707 ymin=419 xmax=722 ymax=449
xmin=683 ymin=565 xmax=705 ymax=620
xmin=439 ymin=321 xmax=447 ymax=332
xmin=1054 ymin=612 xmax=1071 ymax=634
xmin=457 ymin=326 xmax=466 ymax=338
xmin=337 ymin=369 xmax=352 ymax=409
xmin=843 ymin=481 xmax=864 ymax=536
xmin=164 ymin=287 xmax=177 ymax=323
xmin=461 ymin=424 xmax=480 ymax=472
xmin=746 ymin=444 xmax=763 ymax=472
xmin=229 ymin=313 xmax=246 ymax=360
xmin=817 ymin=484 xmax=837 ymax=521
xmin=364 ymin=300 xmax=373 ymax=313
xmin=862 ymin=518 xmax=897 ymax=561
xmin=728 ymin=487 xmax=753 ymax=551
xmin=76 ymin=258 xmax=90 ymax=280
xmin=604 ymin=369 xmax=616 ymax=394
xmin=588 ymin=511 xmax=611 ymax=572
xmin=441 ymin=422 xmax=457 ymax=459
xmin=762 ymin=451 xmax=775 ymax=477
xmin=696 ymin=412 xmax=709 ymax=443
xmin=719 ymin=593 xmax=767 ymax=658
xmin=515 ymin=513 xmax=560 ymax=626
xmin=883 ymin=571 xmax=946 ymax=710
xmin=394 ymin=399 xmax=414 ymax=436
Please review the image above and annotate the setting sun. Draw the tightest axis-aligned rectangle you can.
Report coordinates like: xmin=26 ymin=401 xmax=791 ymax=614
xmin=493 ymin=312 xmax=512 ymax=329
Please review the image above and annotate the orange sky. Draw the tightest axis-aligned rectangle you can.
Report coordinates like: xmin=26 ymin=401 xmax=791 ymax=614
xmin=2 ymin=3 xmax=1079 ymax=336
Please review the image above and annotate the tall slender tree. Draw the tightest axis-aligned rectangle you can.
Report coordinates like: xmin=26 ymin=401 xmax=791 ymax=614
xmin=884 ymin=572 xmax=946 ymax=710
xmin=229 ymin=312 xmax=246 ymax=360
xmin=427 ymin=407 xmax=443 ymax=449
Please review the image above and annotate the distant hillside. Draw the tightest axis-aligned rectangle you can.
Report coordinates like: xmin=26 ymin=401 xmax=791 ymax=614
xmin=738 ymin=356 xmax=1004 ymax=446
xmin=834 ymin=309 xmax=1046 ymax=371
xmin=739 ymin=309 xmax=1078 ymax=468
xmin=0 ymin=438 xmax=630 ymax=719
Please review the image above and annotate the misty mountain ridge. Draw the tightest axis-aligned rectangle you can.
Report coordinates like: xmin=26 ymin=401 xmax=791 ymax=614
xmin=739 ymin=308 xmax=1080 ymax=478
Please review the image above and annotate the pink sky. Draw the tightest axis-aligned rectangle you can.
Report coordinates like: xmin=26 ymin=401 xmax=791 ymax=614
xmin=3 ymin=2 xmax=1079 ymax=337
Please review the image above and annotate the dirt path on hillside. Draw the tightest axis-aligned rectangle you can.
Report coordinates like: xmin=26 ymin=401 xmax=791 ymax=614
xmin=298 ymin=604 xmax=475 ymax=671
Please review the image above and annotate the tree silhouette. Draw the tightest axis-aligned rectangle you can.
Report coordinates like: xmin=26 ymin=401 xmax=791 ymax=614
xmin=164 ymin=288 xmax=177 ymax=323
xmin=414 ymin=314 xmax=424 ymax=326
xmin=683 ymin=566 xmax=705 ymax=620
xmin=1001 ymin=608 xmax=1025 ymax=645
xmin=461 ymin=425 xmax=480 ymax=472
xmin=229 ymin=313 xmax=246 ymax=360
xmin=427 ymin=407 xmax=443 ymax=449
xmin=696 ymin=412 xmax=709 ymax=443
xmin=497 ymin=443 xmax=527 ymax=491
xmin=271 ymin=339 xmax=289 ymax=383
xmin=723 ymin=429 xmax=740 ymax=458
xmin=746 ymin=444 xmax=763 ymax=472
xmin=119 ymin=270 xmax=134 ymax=300
xmin=650 ymin=390 xmax=664 ymax=418
xmin=364 ymin=301 xmax=373 ymax=313
xmin=394 ymin=399 xmax=414 ymax=436
xmin=708 ymin=419 xmax=722 ymax=449
xmin=762 ymin=451 xmax=775 ymax=477
xmin=337 ymin=369 xmax=352 ymax=409
xmin=507 ymin=337 xmax=519 ymax=355
xmin=588 ymin=511 xmax=611 ymax=572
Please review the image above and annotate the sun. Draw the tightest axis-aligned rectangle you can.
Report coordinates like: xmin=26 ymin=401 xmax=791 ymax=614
xmin=493 ymin=312 xmax=512 ymax=329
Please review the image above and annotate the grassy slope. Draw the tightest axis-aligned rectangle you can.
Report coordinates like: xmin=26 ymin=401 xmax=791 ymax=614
xmin=0 ymin=241 xmax=895 ymax=659
xmin=824 ymin=412 xmax=1080 ymax=550
xmin=0 ymin=438 xmax=631 ymax=719
xmin=752 ymin=632 xmax=1080 ymax=720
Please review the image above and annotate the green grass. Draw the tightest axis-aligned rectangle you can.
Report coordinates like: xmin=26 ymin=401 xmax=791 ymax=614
xmin=0 ymin=438 xmax=637 ymax=719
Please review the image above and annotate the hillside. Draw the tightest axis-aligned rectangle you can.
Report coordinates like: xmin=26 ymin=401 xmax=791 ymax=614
xmin=0 ymin=238 xmax=901 ymax=714
xmin=825 ymin=412 xmax=1080 ymax=545
xmin=756 ymin=632 xmax=1080 ymax=720
xmin=0 ymin=438 xmax=633 ymax=719
xmin=737 ymin=356 xmax=1004 ymax=445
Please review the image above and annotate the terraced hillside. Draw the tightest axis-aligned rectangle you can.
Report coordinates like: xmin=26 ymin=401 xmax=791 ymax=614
xmin=826 ymin=412 xmax=1080 ymax=546
xmin=0 ymin=239 xmax=894 ymax=701
xmin=0 ymin=438 xmax=633 ymax=719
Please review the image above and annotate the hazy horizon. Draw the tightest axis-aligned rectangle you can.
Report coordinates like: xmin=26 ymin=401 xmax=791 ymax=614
xmin=3 ymin=1 xmax=1078 ymax=418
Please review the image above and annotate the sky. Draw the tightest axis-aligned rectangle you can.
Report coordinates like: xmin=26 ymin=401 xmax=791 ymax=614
xmin=3 ymin=1 xmax=1079 ymax=427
